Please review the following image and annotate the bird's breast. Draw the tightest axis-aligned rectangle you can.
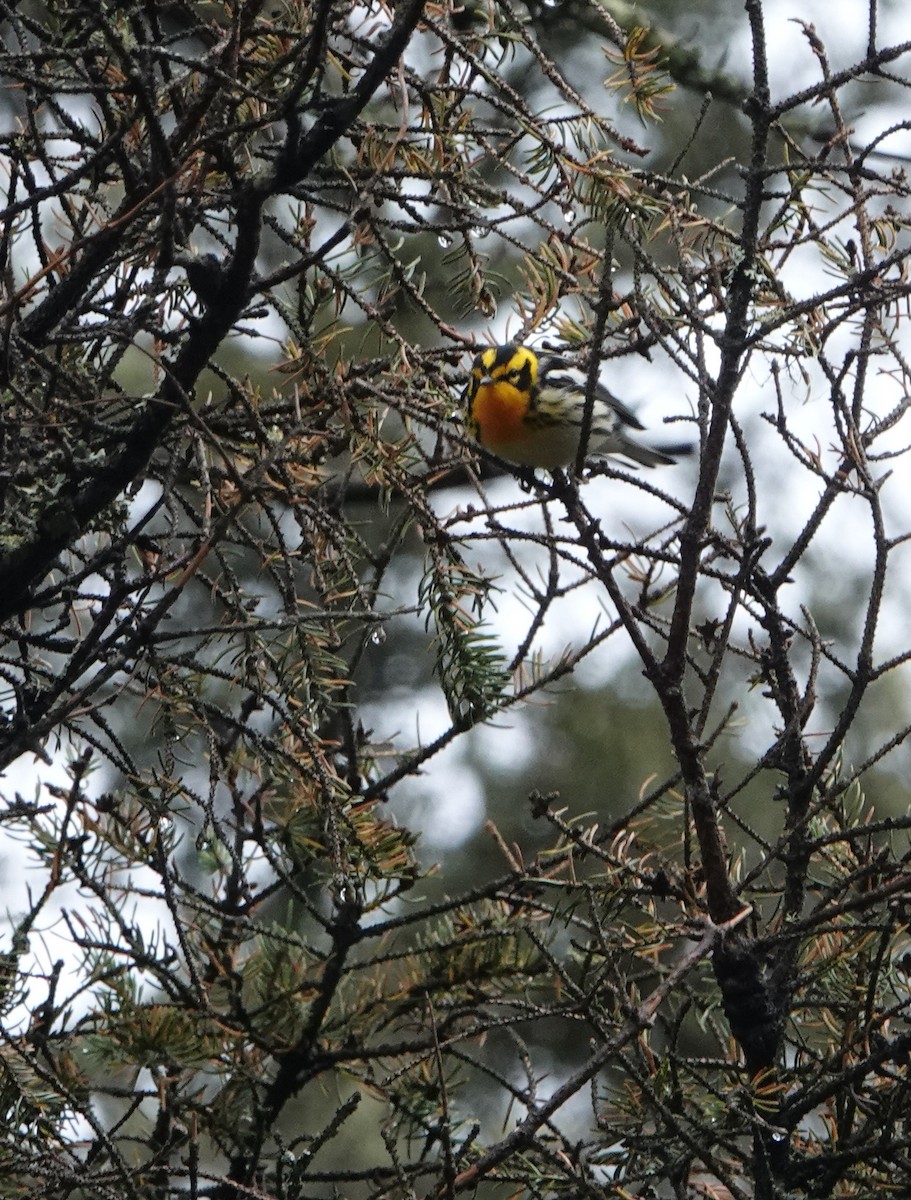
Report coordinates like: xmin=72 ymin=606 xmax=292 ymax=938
xmin=470 ymin=382 xmax=528 ymax=447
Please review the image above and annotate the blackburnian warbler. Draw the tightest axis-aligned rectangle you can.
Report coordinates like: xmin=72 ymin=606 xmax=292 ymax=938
xmin=464 ymin=344 xmax=691 ymax=470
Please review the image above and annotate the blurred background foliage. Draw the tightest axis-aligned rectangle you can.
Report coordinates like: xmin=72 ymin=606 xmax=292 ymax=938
xmin=3 ymin=0 xmax=911 ymax=1196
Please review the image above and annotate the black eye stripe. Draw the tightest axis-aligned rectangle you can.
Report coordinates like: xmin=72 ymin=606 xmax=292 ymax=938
xmin=513 ymin=360 xmax=533 ymax=390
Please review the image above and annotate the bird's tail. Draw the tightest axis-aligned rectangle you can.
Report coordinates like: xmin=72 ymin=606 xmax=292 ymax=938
xmin=617 ymin=438 xmax=694 ymax=468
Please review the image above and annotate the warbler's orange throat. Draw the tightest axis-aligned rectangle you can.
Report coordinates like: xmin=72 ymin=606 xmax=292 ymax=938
xmin=471 ymin=379 xmax=530 ymax=448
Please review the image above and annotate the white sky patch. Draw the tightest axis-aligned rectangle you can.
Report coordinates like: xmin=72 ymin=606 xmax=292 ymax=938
xmin=397 ymin=760 xmax=487 ymax=850
xmin=3 ymin=0 xmax=911 ymax=1069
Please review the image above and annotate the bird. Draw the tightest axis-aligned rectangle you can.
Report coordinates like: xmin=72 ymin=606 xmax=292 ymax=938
xmin=463 ymin=343 xmax=691 ymax=470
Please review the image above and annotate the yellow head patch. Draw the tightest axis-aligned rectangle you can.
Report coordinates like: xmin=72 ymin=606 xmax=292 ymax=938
xmin=465 ymin=344 xmax=540 ymax=451
xmin=470 ymin=344 xmax=538 ymax=395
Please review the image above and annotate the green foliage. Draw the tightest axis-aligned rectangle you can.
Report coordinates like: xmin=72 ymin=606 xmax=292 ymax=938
xmin=420 ymin=542 xmax=510 ymax=727
xmin=2 ymin=1 xmax=911 ymax=1198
